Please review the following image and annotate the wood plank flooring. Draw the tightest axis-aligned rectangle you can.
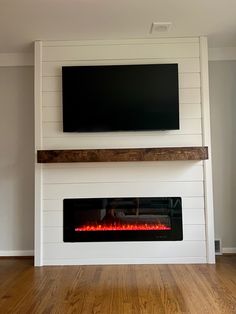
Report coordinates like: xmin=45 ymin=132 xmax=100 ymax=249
xmin=0 ymin=256 xmax=235 ymax=313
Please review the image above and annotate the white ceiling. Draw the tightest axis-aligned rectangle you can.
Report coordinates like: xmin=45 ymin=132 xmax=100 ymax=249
xmin=0 ymin=0 xmax=236 ymax=53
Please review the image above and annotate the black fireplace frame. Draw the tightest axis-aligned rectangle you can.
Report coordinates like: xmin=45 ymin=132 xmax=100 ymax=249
xmin=63 ymin=197 xmax=183 ymax=242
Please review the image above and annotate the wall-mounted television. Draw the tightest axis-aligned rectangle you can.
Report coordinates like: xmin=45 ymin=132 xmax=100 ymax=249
xmin=62 ymin=64 xmax=179 ymax=132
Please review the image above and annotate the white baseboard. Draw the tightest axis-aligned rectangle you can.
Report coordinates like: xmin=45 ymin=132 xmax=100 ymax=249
xmin=0 ymin=250 xmax=34 ymax=257
xmin=42 ymin=257 xmax=208 ymax=266
xmin=222 ymin=247 xmax=236 ymax=254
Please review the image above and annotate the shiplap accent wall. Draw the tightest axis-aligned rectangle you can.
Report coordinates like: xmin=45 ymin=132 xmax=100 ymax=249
xmin=35 ymin=38 xmax=214 ymax=266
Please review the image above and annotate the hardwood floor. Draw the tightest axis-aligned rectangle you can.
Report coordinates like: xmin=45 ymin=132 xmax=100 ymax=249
xmin=0 ymin=256 xmax=235 ymax=313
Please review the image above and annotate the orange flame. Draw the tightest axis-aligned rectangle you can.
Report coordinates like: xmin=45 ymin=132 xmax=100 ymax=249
xmin=75 ymin=222 xmax=171 ymax=232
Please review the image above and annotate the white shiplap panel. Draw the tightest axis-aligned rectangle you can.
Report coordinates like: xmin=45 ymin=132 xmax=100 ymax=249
xmin=43 ymin=43 xmax=200 ymax=62
xmin=183 ymin=225 xmax=205 ymax=240
xmin=180 ymin=73 xmax=200 ymax=88
xmin=42 ymin=73 xmax=200 ymax=92
xmin=200 ymin=37 xmax=215 ymax=264
xmin=42 ymin=134 xmax=202 ymax=149
xmin=42 ymin=160 xmax=203 ymax=169
xmin=44 ymin=211 xmax=62 ymax=227
xmin=43 ymin=181 xmax=204 ymax=199
xmin=182 ymin=197 xmax=204 ymax=209
xmin=39 ymin=39 xmax=208 ymax=264
xmin=43 ymin=241 xmax=206 ymax=259
xmin=43 ymin=200 xmax=62 ymax=211
xmin=43 ymin=38 xmax=199 ymax=47
xmin=42 ymin=58 xmax=200 ymax=77
xmin=42 ymin=92 xmax=62 ymax=107
xmin=43 ymin=164 xmax=203 ymax=184
xmin=42 ymin=197 xmax=205 ymax=211
xmin=42 ymin=106 xmax=62 ymax=122
xmin=180 ymin=103 xmax=201 ymax=119
xmin=42 ymin=102 xmax=202 ymax=122
xmin=37 ymin=38 xmax=209 ymax=265
xmin=44 ymin=227 xmax=62 ymax=242
xmin=35 ymin=41 xmax=43 ymax=267
xmin=179 ymin=89 xmax=201 ymax=104
xmin=183 ymin=209 xmax=205 ymax=224
xmin=43 ymin=257 xmax=207 ymax=265
xmin=42 ymin=89 xmax=201 ymax=107
xmin=42 ymin=77 xmax=61 ymax=92
xmin=43 ymin=224 xmax=205 ymax=243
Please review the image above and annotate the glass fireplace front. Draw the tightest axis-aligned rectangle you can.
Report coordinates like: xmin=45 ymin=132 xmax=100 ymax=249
xmin=63 ymin=197 xmax=183 ymax=242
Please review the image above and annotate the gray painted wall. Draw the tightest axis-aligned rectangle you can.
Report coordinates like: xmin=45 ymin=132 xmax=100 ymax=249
xmin=209 ymin=60 xmax=236 ymax=249
xmin=0 ymin=67 xmax=34 ymax=252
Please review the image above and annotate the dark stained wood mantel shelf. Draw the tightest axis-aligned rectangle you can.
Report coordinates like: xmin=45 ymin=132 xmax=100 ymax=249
xmin=37 ymin=147 xmax=208 ymax=163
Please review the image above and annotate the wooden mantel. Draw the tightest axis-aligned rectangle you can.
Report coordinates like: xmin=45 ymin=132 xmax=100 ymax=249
xmin=37 ymin=147 xmax=208 ymax=163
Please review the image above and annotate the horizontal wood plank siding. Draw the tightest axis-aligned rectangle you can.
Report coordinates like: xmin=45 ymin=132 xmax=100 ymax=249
xmin=39 ymin=38 xmax=208 ymax=265
xmin=43 ymin=163 xmax=204 ymax=183
xmin=43 ymin=38 xmax=199 ymax=47
xmin=43 ymin=182 xmax=204 ymax=199
xmin=42 ymin=257 xmax=207 ymax=265
xmin=43 ymin=43 xmax=199 ymax=62
xmin=42 ymin=135 xmax=203 ymax=149
xmin=43 ymin=241 xmax=206 ymax=260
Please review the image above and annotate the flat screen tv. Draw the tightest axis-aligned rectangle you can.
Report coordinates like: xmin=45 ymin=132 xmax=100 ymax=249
xmin=62 ymin=64 xmax=179 ymax=132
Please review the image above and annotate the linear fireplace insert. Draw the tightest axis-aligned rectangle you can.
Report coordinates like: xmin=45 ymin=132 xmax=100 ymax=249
xmin=63 ymin=197 xmax=183 ymax=242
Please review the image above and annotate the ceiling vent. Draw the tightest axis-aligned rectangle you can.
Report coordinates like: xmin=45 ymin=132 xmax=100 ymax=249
xmin=150 ymin=22 xmax=172 ymax=34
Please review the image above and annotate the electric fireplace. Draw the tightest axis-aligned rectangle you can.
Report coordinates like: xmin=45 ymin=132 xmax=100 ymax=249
xmin=63 ymin=197 xmax=183 ymax=242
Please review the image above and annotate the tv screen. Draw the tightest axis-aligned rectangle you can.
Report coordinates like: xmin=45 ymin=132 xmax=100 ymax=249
xmin=62 ymin=64 xmax=179 ymax=132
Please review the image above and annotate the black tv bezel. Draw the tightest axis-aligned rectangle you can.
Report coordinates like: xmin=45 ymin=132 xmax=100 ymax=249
xmin=62 ymin=63 xmax=180 ymax=133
